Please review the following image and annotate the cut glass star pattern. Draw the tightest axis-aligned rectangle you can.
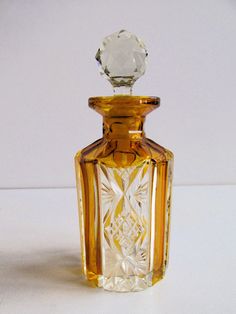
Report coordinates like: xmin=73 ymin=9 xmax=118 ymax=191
xmin=98 ymin=162 xmax=152 ymax=284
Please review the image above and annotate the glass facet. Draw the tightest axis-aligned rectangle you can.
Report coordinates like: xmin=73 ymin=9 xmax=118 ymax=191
xmin=95 ymin=30 xmax=148 ymax=92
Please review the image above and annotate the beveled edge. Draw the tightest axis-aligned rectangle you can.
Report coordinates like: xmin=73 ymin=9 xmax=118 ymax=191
xmin=88 ymin=96 xmax=160 ymax=117
xmin=89 ymin=95 xmax=160 ymax=108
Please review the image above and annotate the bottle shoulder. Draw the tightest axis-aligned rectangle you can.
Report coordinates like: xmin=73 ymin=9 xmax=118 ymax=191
xmin=74 ymin=138 xmax=104 ymax=162
xmin=75 ymin=137 xmax=174 ymax=166
xmin=145 ymin=138 xmax=174 ymax=162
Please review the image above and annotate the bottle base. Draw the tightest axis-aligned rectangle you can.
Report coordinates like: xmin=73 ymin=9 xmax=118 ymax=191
xmin=96 ymin=271 xmax=162 ymax=292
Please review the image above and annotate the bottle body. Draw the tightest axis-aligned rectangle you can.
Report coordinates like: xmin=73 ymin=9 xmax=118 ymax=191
xmin=75 ymin=96 xmax=174 ymax=292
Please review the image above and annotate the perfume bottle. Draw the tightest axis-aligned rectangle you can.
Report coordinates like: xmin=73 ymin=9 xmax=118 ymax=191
xmin=75 ymin=30 xmax=174 ymax=292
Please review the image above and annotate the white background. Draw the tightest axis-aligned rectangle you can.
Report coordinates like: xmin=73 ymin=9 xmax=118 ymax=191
xmin=0 ymin=0 xmax=236 ymax=188
xmin=0 ymin=2 xmax=235 ymax=313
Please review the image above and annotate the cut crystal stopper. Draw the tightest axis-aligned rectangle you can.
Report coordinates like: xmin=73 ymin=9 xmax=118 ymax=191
xmin=95 ymin=30 xmax=148 ymax=95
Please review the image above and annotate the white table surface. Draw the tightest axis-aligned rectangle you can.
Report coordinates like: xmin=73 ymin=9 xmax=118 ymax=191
xmin=0 ymin=186 xmax=235 ymax=314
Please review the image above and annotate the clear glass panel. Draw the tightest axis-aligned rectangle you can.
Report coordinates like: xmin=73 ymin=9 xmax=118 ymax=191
xmin=97 ymin=161 xmax=153 ymax=291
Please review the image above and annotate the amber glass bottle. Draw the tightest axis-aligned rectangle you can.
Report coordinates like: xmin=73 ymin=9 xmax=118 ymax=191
xmin=75 ymin=31 xmax=174 ymax=292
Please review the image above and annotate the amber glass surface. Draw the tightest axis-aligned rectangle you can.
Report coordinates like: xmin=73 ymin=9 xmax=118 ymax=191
xmin=75 ymin=96 xmax=174 ymax=292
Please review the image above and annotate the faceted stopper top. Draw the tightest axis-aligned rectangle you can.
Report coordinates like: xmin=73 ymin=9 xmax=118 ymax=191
xmin=95 ymin=30 xmax=148 ymax=95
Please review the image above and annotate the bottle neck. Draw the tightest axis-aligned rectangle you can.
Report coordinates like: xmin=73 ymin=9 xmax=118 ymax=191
xmin=88 ymin=95 xmax=160 ymax=140
xmin=103 ymin=116 xmax=145 ymax=140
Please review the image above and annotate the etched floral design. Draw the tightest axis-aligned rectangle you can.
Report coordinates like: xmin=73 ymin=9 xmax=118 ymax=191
xmin=98 ymin=161 xmax=151 ymax=278
xmin=105 ymin=248 xmax=148 ymax=277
